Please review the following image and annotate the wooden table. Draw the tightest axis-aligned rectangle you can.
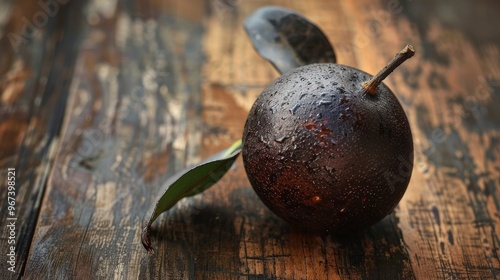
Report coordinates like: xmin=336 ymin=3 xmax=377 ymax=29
xmin=1 ymin=0 xmax=499 ymax=279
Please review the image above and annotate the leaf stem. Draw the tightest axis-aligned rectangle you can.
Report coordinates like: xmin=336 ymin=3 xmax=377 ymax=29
xmin=362 ymin=45 xmax=415 ymax=96
xmin=142 ymin=226 xmax=154 ymax=254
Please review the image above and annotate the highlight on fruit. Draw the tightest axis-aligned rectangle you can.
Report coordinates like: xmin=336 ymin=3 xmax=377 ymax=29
xmin=141 ymin=5 xmax=415 ymax=253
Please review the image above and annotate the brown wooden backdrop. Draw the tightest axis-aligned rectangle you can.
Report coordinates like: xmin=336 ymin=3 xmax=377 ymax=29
xmin=1 ymin=0 xmax=499 ymax=279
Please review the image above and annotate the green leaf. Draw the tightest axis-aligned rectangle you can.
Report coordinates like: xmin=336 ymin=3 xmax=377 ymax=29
xmin=244 ymin=6 xmax=336 ymax=75
xmin=141 ymin=140 xmax=242 ymax=254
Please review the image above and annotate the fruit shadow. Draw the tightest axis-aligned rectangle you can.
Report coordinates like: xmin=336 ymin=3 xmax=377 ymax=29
xmin=312 ymin=212 xmax=413 ymax=277
xmin=147 ymin=188 xmax=411 ymax=277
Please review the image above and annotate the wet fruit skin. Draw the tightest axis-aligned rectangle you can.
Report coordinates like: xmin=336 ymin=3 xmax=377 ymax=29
xmin=242 ymin=63 xmax=413 ymax=234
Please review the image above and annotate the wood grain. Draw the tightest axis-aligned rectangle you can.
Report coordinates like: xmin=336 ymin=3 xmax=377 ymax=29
xmin=0 ymin=0 xmax=499 ymax=279
xmin=0 ymin=0 xmax=87 ymax=277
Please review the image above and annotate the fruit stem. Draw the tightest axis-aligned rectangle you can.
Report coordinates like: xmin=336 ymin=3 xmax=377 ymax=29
xmin=362 ymin=45 xmax=415 ymax=96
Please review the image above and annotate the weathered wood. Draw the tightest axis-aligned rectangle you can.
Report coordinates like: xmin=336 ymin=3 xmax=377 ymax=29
xmin=1 ymin=0 xmax=499 ymax=279
xmin=0 ymin=1 xmax=87 ymax=278
xmin=23 ymin=0 xmax=208 ymax=279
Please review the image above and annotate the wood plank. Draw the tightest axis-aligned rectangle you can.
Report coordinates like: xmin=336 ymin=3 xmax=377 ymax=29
xmin=0 ymin=1 xmax=87 ymax=278
xmin=23 ymin=0 xmax=209 ymax=278
xmin=7 ymin=0 xmax=500 ymax=279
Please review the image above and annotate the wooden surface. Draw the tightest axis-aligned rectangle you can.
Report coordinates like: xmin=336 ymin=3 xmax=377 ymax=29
xmin=1 ymin=0 xmax=499 ymax=279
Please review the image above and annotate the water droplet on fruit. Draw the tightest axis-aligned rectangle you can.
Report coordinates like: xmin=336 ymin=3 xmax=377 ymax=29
xmin=290 ymin=103 xmax=300 ymax=114
xmin=325 ymin=166 xmax=335 ymax=174
xmin=318 ymin=99 xmax=332 ymax=105
xmin=259 ymin=135 xmax=268 ymax=145
xmin=275 ymin=136 xmax=288 ymax=143
xmin=339 ymin=96 xmax=349 ymax=104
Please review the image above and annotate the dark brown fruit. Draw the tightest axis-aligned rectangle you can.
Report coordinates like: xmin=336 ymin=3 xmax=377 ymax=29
xmin=242 ymin=46 xmax=414 ymax=234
